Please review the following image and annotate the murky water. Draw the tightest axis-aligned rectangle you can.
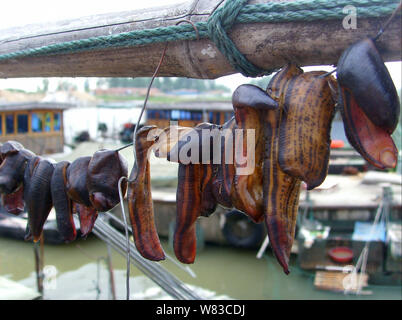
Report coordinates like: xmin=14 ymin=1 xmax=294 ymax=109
xmin=1 ymin=233 xmax=401 ymax=300
xmin=1 ymin=117 xmax=400 ymax=300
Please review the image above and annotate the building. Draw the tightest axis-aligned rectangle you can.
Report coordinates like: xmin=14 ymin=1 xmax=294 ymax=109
xmin=0 ymin=101 xmax=73 ymax=154
xmin=145 ymin=101 xmax=234 ymax=128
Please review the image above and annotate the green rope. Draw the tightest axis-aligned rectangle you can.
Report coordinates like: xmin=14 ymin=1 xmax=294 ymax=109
xmin=0 ymin=0 xmax=399 ymax=77
xmin=207 ymin=0 xmax=269 ymax=76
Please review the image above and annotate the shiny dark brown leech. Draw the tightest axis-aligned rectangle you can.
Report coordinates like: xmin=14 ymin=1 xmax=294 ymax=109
xmin=1 ymin=185 xmax=25 ymax=215
xmin=0 ymin=149 xmax=34 ymax=194
xmin=25 ymin=158 xmax=55 ymax=242
xmin=73 ymin=202 xmax=98 ymax=237
xmin=174 ymin=163 xmax=202 ymax=264
xmin=231 ymin=84 xmax=278 ymax=223
xmin=87 ymin=149 xmax=128 ymax=212
xmin=172 ymin=125 xmax=220 ymax=262
xmin=127 ymin=126 xmax=165 ymax=261
xmin=23 ymin=156 xmax=42 ymax=241
xmin=211 ymin=118 xmax=236 ymax=208
xmin=278 ymin=71 xmax=336 ymax=190
xmin=65 ymin=156 xmax=92 ymax=207
xmin=336 ymin=38 xmax=399 ymax=133
xmin=51 ymin=161 xmax=77 ymax=242
xmin=263 ymin=65 xmax=304 ymax=274
xmin=0 ymin=146 xmax=25 ymax=215
xmin=339 ymin=87 xmax=398 ymax=169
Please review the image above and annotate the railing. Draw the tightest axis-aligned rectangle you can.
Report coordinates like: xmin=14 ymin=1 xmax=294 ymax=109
xmin=92 ymin=214 xmax=203 ymax=300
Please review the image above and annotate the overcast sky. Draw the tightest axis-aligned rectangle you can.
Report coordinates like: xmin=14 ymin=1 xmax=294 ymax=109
xmin=0 ymin=0 xmax=400 ymax=92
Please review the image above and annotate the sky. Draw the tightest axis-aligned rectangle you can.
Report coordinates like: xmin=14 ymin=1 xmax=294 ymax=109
xmin=0 ymin=0 xmax=400 ymax=93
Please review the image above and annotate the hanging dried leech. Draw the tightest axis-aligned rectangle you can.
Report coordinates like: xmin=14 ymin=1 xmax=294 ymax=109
xmin=127 ymin=126 xmax=165 ymax=261
xmin=87 ymin=149 xmax=128 ymax=212
xmin=24 ymin=157 xmax=55 ymax=242
xmin=51 ymin=161 xmax=77 ymax=242
xmin=336 ymin=38 xmax=399 ymax=169
xmin=278 ymin=71 xmax=337 ymax=190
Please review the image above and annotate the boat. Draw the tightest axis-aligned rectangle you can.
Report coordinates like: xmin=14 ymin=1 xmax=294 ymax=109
xmin=0 ymin=209 xmax=81 ymax=244
xmin=295 ymin=171 xmax=402 ymax=291
xmin=0 ymin=101 xmax=73 ymax=155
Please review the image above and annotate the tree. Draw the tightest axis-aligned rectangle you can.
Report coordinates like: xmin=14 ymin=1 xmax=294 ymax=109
xmin=42 ymin=79 xmax=49 ymax=93
xmin=248 ymin=75 xmax=273 ymax=89
xmin=101 ymin=77 xmax=231 ymax=93
xmin=84 ymin=79 xmax=90 ymax=92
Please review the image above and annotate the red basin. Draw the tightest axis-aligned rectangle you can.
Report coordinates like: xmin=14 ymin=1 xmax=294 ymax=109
xmin=328 ymin=247 xmax=354 ymax=263
xmin=330 ymin=140 xmax=345 ymax=149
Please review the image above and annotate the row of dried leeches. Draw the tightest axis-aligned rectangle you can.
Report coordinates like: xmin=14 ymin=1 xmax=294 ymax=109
xmin=0 ymin=36 xmax=399 ymax=274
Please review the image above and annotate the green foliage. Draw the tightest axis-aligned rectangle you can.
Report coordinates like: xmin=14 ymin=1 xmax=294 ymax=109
xmin=99 ymin=77 xmax=231 ymax=93
xmin=41 ymin=79 xmax=49 ymax=93
xmin=84 ymin=79 xmax=90 ymax=93
xmin=3 ymin=88 xmax=27 ymax=93
xmin=97 ymin=94 xmax=230 ymax=103
xmin=248 ymin=75 xmax=273 ymax=89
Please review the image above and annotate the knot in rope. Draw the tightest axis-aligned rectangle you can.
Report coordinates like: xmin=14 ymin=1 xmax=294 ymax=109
xmin=207 ymin=0 xmax=273 ymax=77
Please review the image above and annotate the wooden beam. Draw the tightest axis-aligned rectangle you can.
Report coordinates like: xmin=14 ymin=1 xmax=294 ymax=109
xmin=0 ymin=0 xmax=400 ymax=79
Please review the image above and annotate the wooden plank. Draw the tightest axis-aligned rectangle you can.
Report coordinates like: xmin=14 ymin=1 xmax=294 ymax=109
xmin=0 ymin=0 xmax=400 ymax=79
xmin=314 ymin=271 xmax=370 ymax=294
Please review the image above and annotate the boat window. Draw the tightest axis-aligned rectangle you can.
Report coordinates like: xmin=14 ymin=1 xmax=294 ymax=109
xmin=17 ymin=114 xmax=28 ymax=133
xmin=215 ymin=112 xmax=221 ymax=124
xmin=191 ymin=111 xmax=202 ymax=121
xmin=6 ymin=114 xmax=14 ymax=134
xmin=181 ymin=110 xmax=191 ymax=120
xmin=224 ymin=111 xmax=234 ymax=122
xmin=54 ymin=112 xmax=61 ymax=131
xmin=31 ymin=113 xmax=44 ymax=132
xmin=44 ymin=112 xmax=52 ymax=132
xmin=208 ymin=111 xmax=214 ymax=123
xmin=171 ymin=110 xmax=180 ymax=120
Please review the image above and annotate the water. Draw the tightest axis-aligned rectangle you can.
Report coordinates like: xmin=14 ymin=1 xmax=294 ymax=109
xmin=0 ymin=233 xmax=401 ymax=300
xmin=63 ymin=106 xmax=143 ymax=145
xmin=1 ymin=120 xmax=401 ymax=300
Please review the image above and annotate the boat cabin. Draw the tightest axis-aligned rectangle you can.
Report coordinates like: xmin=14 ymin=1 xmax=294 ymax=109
xmin=145 ymin=101 xmax=234 ymax=128
xmin=0 ymin=102 xmax=72 ymax=154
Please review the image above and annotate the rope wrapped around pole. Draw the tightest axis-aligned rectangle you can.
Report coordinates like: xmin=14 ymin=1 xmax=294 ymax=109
xmin=0 ymin=0 xmax=399 ymax=77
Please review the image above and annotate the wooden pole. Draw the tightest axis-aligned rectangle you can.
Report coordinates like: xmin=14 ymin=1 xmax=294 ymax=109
xmin=106 ymin=244 xmax=117 ymax=300
xmin=0 ymin=0 xmax=400 ymax=79
xmin=33 ymin=233 xmax=44 ymax=298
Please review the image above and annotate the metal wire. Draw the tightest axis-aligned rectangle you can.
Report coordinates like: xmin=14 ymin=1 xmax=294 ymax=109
xmin=373 ymin=1 xmax=402 ymax=42
xmin=131 ymin=42 xmax=168 ymax=177
xmin=92 ymin=215 xmax=202 ymax=300
xmin=117 ymin=19 xmax=202 ymax=299
xmin=117 ymin=176 xmax=131 ymax=300
xmin=104 ymin=211 xmax=197 ymax=279
xmin=130 ymin=19 xmax=200 ymax=178
xmin=318 ymin=2 xmax=401 ymax=78
xmin=115 ymin=142 xmax=134 ymax=152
